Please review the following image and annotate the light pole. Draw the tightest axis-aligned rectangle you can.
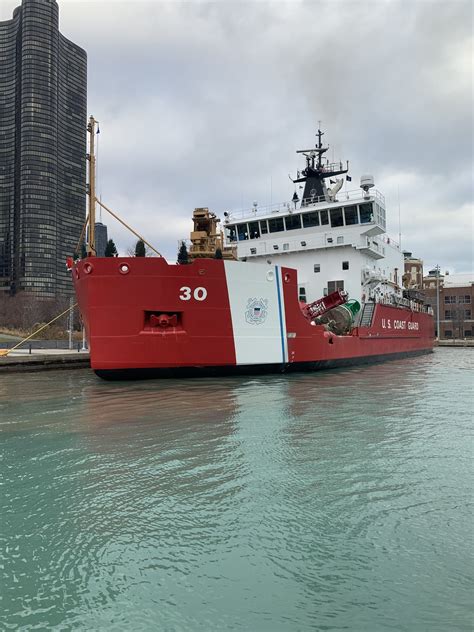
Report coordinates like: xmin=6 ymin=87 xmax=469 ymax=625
xmin=435 ymin=265 xmax=440 ymax=340
xmin=68 ymin=296 xmax=73 ymax=350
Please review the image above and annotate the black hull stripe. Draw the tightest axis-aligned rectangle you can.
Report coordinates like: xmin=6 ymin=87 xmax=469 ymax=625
xmin=95 ymin=348 xmax=433 ymax=381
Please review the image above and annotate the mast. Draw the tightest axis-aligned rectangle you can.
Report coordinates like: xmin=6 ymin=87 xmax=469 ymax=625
xmin=293 ymin=127 xmax=348 ymax=205
xmin=86 ymin=115 xmax=97 ymax=256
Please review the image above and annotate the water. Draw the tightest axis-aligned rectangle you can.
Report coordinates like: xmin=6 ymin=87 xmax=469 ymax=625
xmin=1 ymin=349 xmax=472 ymax=631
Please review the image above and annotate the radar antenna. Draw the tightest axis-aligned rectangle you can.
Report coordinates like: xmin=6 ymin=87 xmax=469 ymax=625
xmin=292 ymin=126 xmax=349 ymax=205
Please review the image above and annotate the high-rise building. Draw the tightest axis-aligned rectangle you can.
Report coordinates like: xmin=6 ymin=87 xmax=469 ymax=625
xmin=0 ymin=0 xmax=87 ymax=298
xmin=94 ymin=222 xmax=108 ymax=258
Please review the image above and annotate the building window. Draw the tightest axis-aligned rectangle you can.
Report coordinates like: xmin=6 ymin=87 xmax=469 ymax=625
xmin=259 ymin=220 xmax=268 ymax=234
xmin=342 ymin=261 xmax=349 ymax=270
xmin=314 ymin=264 xmax=320 ymax=273
xmin=444 ymin=295 xmax=456 ymax=303
xmin=328 ymin=280 xmax=344 ymax=293
xmin=268 ymin=217 xmax=284 ymax=233
xmin=465 ymin=295 xmax=471 ymax=304
xmin=465 ymin=330 xmax=472 ymax=337
xmin=445 ymin=310 xmax=452 ymax=319
xmin=444 ymin=330 xmax=453 ymax=338
xmin=284 ymin=214 xmax=302 ymax=230
xmin=465 ymin=310 xmax=471 ymax=319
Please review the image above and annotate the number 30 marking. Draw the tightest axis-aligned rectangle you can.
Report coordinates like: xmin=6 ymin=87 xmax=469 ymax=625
xmin=179 ymin=286 xmax=207 ymax=301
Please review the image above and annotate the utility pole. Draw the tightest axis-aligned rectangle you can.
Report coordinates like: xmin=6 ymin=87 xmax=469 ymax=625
xmin=86 ymin=115 xmax=97 ymax=256
xmin=68 ymin=296 xmax=73 ymax=350
xmin=435 ymin=265 xmax=440 ymax=340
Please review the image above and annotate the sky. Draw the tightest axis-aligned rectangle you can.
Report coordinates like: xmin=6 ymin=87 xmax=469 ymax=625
xmin=1 ymin=0 xmax=473 ymax=272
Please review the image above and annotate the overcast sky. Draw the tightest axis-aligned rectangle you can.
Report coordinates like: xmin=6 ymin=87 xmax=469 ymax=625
xmin=2 ymin=0 xmax=473 ymax=271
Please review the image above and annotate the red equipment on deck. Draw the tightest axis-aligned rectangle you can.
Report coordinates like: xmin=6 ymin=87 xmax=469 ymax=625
xmin=301 ymin=290 xmax=348 ymax=321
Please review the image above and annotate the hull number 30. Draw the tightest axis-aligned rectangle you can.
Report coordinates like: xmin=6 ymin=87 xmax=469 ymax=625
xmin=179 ymin=286 xmax=207 ymax=301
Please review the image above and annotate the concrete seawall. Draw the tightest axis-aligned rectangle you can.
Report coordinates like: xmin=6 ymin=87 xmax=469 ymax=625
xmin=0 ymin=349 xmax=90 ymax=373
xmin=436 ymin=340 xmax=474 ymax=348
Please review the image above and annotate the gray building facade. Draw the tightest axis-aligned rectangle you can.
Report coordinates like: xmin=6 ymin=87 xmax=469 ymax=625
xmin=0 ymin=0 xmax=87 ymax=298
xmin=94 ymin=222 xmax=108 ymax=257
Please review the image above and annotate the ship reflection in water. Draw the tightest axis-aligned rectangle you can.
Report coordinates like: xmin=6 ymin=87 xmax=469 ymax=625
xmin=0 ymin=349 xmax=472 ymax=631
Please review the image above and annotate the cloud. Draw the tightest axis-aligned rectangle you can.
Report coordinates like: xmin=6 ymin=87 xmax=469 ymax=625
xmin=1 ymin=0 xmax=472 ymax=269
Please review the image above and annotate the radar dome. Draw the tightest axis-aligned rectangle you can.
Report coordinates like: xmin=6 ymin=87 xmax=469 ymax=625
xmin=360 ymin=175 xmax=375 ymax=190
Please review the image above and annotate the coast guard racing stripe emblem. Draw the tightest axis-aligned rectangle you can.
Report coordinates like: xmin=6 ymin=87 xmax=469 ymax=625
xmin=245 ymin=298 xmax=268 ymax=325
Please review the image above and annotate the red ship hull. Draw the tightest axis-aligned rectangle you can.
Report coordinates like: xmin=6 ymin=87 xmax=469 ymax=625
xmin=73 ymin=257 xmax=435 ymax=379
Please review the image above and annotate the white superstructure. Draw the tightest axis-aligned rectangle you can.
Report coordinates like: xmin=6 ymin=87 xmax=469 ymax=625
xmin=223 ymin=129 xmax=404 ymax=305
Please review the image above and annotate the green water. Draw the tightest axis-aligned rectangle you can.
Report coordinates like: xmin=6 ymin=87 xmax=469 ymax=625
xmin=1 ymin=349 xmax=472 ymax=631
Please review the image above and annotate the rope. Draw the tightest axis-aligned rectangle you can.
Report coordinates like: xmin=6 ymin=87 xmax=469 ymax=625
xmin=0 ymin=303 xmax=77 ymax=357
xmin=95 ymin=197 xmax=162 ymax=257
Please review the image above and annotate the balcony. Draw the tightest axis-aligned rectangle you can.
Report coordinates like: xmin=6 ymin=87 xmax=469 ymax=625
xmin=357 ymin=237 xmax=384 ymax=259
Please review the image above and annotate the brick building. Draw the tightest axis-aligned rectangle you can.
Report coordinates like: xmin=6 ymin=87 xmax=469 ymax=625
xmin=423 ymin=272 xmax=473 ymax=339
xmin=403 ymin=251 xmax=424 ymax=289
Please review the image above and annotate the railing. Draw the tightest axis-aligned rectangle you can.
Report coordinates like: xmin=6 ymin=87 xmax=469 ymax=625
xmin=225 ymin=189 xmax=385 ymax=222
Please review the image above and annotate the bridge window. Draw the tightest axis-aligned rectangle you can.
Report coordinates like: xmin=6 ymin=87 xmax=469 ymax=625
xmin=375 ymin=203 xmax=386 ymax=229
xmin=302 ymin=211 xmax=319 ymax=227
xmin=237 ymin=224 xmax=249 ymax=241
xmin=359 ymin=202 xmax=373 ymax=223
xmin=320 ymin=210 xmax=329 ymax=225
xmin=344 ymin=205 xmax=358 ymax=225
xmin=225 ymin=225 xmax=237 ymax=242
xmin=285 ymin=214 xmax=302 ymax=230
xmin=268 ymin=217 xmax=284 ymax=233
xmin=248 ymin=221 xmax=260 ymax=239
xmin=330 ymin=208 xmax=344 ymax=227
xmin=328 ymin=280 xmax=344 ymax=293
xmin=259 ymin=220 xmax=268 ymax=234
xmin=314 ymin=264 xmax=320 ymax=273
xmin=342 ymin=261 xmax=349 ymax=270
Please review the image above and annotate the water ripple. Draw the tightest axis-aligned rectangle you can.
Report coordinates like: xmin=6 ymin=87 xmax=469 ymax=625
xmin=0 ymin=349 xmax=473 ymax=630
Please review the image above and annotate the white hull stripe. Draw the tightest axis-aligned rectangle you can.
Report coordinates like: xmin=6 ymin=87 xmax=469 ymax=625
xmin=224 ymin=261 xmax=286 ymax=365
